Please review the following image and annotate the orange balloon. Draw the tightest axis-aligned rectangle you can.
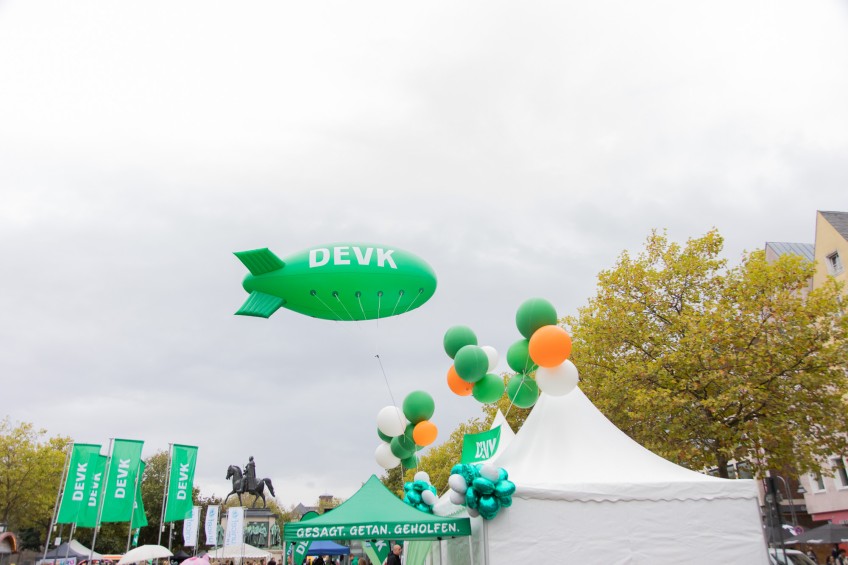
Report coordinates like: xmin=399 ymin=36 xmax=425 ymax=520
xmin=528 ymin=325 xmax=572 ymax=368
xmin=447 ymin=365 xmax=474 ymax=396
xmin=413 ymin=420 xmax=438 ymax=446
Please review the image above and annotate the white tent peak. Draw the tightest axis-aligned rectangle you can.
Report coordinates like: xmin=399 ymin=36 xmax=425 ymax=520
xmin=494 ymin=387 xmax=757 ymax=502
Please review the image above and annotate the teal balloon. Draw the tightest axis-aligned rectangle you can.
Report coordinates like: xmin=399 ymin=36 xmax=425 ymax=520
xmin=498 ymin=468 xmax=509 ymax=481
xmin=494 ymin=480 xmax=516 ymax=498
xmin=454 ymin=345 xmax=488 ymax=383
xmin=406 ymin=491 xmax=422 ymax=505
xmin=413 ymin=480 xmax=430 ymax=491
xmin=506 ymin=339 xmax=537 ymax=374
xmin=444 ymin=325 xmax=478 ymax=358
xmin=472 ymin=373 xmax=505 ymax=404
xmin=478 ymin=495 xmax=500 ymax=519
xmin=378 ymin=427 xmax=392 ymax=442
xmin=465 ymin=488 xmax=480 ymax=509
xmin=472 ymin=477 xmax=496 ymax=495
xmin=391 ymin=435 xmax=415 ymax=459
xmin=506 ymin=374 xmax=539 ymax=409
xmin=401 ymin=454 xmax=419 ymax=468
xmin=515 ymin=298 xmax=558 ymax=339
xmin=403 ymin=391 xmax=435 ymax=424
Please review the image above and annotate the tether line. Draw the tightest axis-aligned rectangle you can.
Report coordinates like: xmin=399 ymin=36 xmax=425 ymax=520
xmin=401 ymin=288 xmax=425 ymax=314
xmin=311 ymin=290 xmax=344 ymax=321
xmin=389 ymin=290 xmax=404 ymax=317
xmin=375 ymin=354 xmax=398 ymax=409
xmin=333 ymin=291 xmax=358 ymax=322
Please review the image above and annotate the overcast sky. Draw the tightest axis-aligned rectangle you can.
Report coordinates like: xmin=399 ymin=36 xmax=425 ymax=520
xmin=1 ymin=0 xmax=846 ymax=511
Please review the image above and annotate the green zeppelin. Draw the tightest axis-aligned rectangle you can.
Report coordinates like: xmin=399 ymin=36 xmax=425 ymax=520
xmin=234 ymin=244 xmax=437 ymax=321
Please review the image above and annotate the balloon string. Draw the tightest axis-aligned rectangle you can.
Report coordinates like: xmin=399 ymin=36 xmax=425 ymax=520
xmin=311 ymin=291 xmax=345 ymax=321
xmin=401 ymin=289 xmax=424 ymax=314
xmin=375 ymin=354 xmax=399 ymax=410
xmin=333 ymin=293 xmax=358 ymax=322
xmin=389 ymin=291 xmax=403 ymax=317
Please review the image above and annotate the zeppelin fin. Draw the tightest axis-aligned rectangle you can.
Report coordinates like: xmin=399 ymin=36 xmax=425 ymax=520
xmin=234 ymin=248 xmax=286 ymax=275
xmin=236 ymin=292 xmax=285 ymax=318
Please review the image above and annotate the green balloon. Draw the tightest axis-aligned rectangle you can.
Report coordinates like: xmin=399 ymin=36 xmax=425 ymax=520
xmin=454 ymin=345 xmax=488 ymax=383
xmin=472 ymin=374 xmax=505 ymax=404
xmin=378 ymin=427 xmax=392 ymax=442
xmin=507 ymin=374 xmax=539 ymax=409
xmin=401 ymin=454 xmax=419 ymax=468
xmin=515 ymin=298 xmax=558 ymax=339
xmin=391 ymin=435 xmax=415 ymax=459
xmin=403 ymin=391 xmax=435 ymax=424
xmin=506 ymin=339 xmax=537 ymax=373
xmin=443 ymin=325 xmax=478 ymax=358
xmin=234 ymin=243 xmax=437 ymax=320
xmin=403 ymin=423 xmax=416 ymax=444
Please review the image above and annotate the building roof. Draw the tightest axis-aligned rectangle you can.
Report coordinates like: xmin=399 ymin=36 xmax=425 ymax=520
xmin=765 ymin=242 xmax=815 ymax=262
xmin=820 ymin=211 xmax=848 ymax=240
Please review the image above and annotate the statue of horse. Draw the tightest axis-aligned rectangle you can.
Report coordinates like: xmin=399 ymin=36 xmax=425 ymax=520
xmin=224 ymin=464 xmax=276 ymax=508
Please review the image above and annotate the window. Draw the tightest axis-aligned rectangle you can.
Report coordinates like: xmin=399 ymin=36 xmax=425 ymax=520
xmin=827 ymin=251 xmax=844 ymax=275
xmin=811 ymin=472 xmax=827 ymax=492
xmin=737 ymin=461 xmax=754 ymax=479
xmin=833 ymin=458 xmax=848 ymax=489
xmin=726 ymin=463 xmax=738 ymax=479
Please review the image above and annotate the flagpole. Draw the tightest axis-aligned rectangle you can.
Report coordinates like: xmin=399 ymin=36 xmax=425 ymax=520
xmin=43 ymin=442 xmax=73 ymax=561
xmin=90 ymin=438 xmax=115 ymax=562
xmin=194 ymin=507 xmax=200 ymax=556
xmin=126 ymin=461 xmax=143 ymax=552
xmin=158 ymin=443 xmax=173 ymax=546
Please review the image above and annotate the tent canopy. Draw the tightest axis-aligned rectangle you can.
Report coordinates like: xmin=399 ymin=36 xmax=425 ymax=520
xmin=44 ymin=540 xmax=103 ymax=560
xmin=283 ymin=475 xmax=471 ymax=542
xmin=306 ymin=541 xmax=350 ymax=556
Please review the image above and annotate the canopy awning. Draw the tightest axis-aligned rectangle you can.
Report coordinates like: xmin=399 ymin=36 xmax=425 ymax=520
xmin=283 ymin=475 xmax=471 ymax=542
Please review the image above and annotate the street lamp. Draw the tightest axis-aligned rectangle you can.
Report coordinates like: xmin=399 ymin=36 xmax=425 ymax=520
xmin=775 ymin=475 xmax=798 ymax=527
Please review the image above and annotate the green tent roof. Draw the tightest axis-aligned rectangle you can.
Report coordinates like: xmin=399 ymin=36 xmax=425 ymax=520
xmin=283 ymin=475 xmax=471 ymax=541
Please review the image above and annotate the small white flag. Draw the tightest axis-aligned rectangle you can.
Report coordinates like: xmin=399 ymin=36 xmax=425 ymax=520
xmin=224 ymin=507 xmax=245 ymax=546
xmin=182 ymin=506 xmax=200 ymax=547
xmin=205 ymin=505 xmax=220 ymax=546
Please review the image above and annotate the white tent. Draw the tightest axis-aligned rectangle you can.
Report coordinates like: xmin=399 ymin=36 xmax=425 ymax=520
xmin=207 ymin=544 xmax=271 ymax=560
xmin=481 ymin=388 xmax=769 ymax=564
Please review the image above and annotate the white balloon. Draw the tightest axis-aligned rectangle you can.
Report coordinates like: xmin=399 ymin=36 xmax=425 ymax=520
xmin=448 ymin=474 xmax=468 ymax=494
xmin=421 ymin=490 xmax=437 ymax=506
xmin=375 ymin=442 xmax=400 ymax=469
xmin=479 ymin=464 xmax=500 ymax=482
xmin=536 ymin=360 xmax=579 ymax=396
xmin=480 ymin=345 xmax=499 ymax=372
xmin=466 ymin=507 xmax=480 ymax=518
xmin=376 ymin=406 xmax=406 ymax=437
xmin=414 ymin=471 xmax=431 ymax=484
xmin=449 ymin=490 xmax=466 ymax=505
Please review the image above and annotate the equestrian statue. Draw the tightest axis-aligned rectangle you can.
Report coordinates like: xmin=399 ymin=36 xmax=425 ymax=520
xmin=224 ymin=456 xmax=276 ymax=508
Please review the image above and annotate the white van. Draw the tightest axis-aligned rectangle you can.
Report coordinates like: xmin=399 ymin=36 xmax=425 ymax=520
xmin=768 ymin=548 xmax=818 ymax=565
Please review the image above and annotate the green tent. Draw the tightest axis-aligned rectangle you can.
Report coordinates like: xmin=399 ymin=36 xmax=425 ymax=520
xmin=283 ymin=475 xmax=472 ymax=542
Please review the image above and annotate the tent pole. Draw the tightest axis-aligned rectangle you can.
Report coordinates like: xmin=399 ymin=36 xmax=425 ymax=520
xmin=44 ymin=442 xmax=73 ymax=562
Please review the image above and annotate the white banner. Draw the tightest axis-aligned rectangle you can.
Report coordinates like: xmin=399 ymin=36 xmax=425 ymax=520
xmin=182 ymin=506 xmax=200 ymax=547
xmin=205 ymin=505 xmax=220 ymax=546
xmin=224 ymin=507 xmax=245 ymax=546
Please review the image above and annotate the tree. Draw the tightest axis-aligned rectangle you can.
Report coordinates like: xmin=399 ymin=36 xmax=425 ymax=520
xmin=567 ymin=229 xmax=848 ymax=478
xmin=0 ymin=418 xmax=69 ymax=542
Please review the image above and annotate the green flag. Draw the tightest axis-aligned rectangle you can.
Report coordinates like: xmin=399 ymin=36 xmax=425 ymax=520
xmin=460 ymin=426 xmax=501 ymax=463
xmin=100 ymin=439 xmax=144 ymax=523
xmin=57 ymin=443 xmax=101 ymax=524
xmin=76 ymin=453 xmax=108 ymax=528
xmin=164 ymin=444 xmax=198 ymax=522
xmin=131 ymin=461 xmax=148 ymax=529
xmin=365 ymin=541 xmax=391 ymax=565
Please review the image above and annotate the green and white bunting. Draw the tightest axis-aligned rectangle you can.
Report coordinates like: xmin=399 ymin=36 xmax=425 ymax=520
xmin=131 ymin=461 xmax=148 ymax=529
xmin=100 ymin=439 xmax=144 ymax=523
xmin=76 ymin=453 xmax=108 ymax=528
xmin=164 ymin=444 xmax=198 ymax=522
xmin=57 ymin=443 xmax=101 ymax=524
xmin=461 ymin=426 xmax=501 ymax=463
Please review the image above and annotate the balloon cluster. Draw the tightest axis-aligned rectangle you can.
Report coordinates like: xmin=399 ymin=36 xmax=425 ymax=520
xmin=375 ymin=391 xmax=438 ymax=470
xmin=443 ymin=298 xmax=579 ymax=408
xmin=442 ymin=327 xmax=504 ymax=404
xmin=447 ymin=463 xmax=515 ymax=520
xmin=402 ymin=471 xmax=438 ymax=513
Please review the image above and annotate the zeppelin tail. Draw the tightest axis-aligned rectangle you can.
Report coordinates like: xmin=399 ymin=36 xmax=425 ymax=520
xmin=236 ymin=291 xmax=285 ymax=318
xmin=234 ymin=248 xmax=285 ymax=275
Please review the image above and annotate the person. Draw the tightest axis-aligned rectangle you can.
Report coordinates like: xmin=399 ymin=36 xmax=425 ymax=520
xmin=386 ymin=545 xmax=401 ymax=565
xmin=313 ymin=556 xmax=325 ymax=565
xmin=838 ymin=549 xmax=847 ymax=565
xmin=269 ymin=560 xmax=277 ymax=565
xmin=243 ymin=456 xmax=257 ymax=492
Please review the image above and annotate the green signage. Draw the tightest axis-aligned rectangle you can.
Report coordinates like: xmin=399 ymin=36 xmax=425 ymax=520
xmin=132 ymin=461 xmax=148 ymax=529
xmin=76 ymin=453 xmax=108 ymax=527
xmin=57 ymin=443 xmax=101 ymax=524
xmin=100 ymin=439 xmax=144 ymax=523
xmin=164 ymin=444 xmax=198 ymax=522
xmin=461 ymin=426 xmax=501 ymax=463
xmin=287 ymin=521 xmax=469 ymax=541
